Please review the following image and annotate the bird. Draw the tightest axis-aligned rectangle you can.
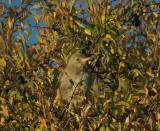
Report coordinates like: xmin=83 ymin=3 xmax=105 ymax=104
xmin=59 ymin=52 xmax=92 ymax=109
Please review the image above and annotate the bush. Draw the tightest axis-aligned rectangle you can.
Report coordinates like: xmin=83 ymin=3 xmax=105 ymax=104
xmin=0 ymin=0 xmax=160 ymax=130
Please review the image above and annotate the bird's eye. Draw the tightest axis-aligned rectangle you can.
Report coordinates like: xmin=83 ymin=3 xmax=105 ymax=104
xmin=76 ymin=58 xmax=80 ymax=61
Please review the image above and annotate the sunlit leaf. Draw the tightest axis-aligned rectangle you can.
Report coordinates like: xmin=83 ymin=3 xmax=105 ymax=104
xmin=70 ymin=0 xmax=76 ymax=13
xmin=24 ymin=82 xmax=33 ymax=88
xmin=8 ymin=17 xmax=15 ymax=29
xmin=113 ymin=109 xmax=118 ymax=115
xmin=84 ymin=28 xmax=91 ymax=35
xmin=0 ymin=105 xmax=8 ymax=116
xmin=0 ymin=0 xmax=159 ymax=130
xmin=130 ymin=0 xmax=133 ymax=7
xmin=105 ymin=34 xmax=112 ymax=39
xmin=36 ymin=35 xmax=43 ymax=43
xmin=99 ymin=124 xmax=106 ymax=131
xmin=75 ymin=20 xmax=84 ymax=28
xmin=136 ymin=90 xmax=147 ymax=95
xmin=30 ymin=3 xmax=40 ymax=9
xmin=16 ymin=92 xmax=22 ymax=101
xmin=116 ymin=101 xmax=130 ymax=107
xmin=116 ymin=21 xmax=121 ymax=28
xmin=0 ymin=58 xmax=6 ymax=67
xmin=9 ymin=0 xmax=12 ymax=6
xmin=131 ymin=69 xmax=143 ymax=76
xmin=126 ymin=93 xmax=132 ymax=102
xmin=10 ymin=91 xmax=17 ymax=97
xmin=146 ymin=71 xmax=154 ymax=77
xmin=156 ymin=122 xmax=160 ymax=131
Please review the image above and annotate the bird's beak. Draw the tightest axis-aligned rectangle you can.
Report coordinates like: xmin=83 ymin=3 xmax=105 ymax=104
xmin=81 ymin=57 xmax=92 ymax=63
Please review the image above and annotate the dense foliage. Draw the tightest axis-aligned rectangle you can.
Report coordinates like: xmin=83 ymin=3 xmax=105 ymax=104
xmin=0 ymin=0 xmax=160 ymax=130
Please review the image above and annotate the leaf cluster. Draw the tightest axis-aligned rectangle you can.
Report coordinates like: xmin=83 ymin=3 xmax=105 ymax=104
xmin=0 ymin=0 xmax=160 ymax=130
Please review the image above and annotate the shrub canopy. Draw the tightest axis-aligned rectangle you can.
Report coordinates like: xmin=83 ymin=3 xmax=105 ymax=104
xmin=0 ymin=0 xmax=160 ymax=130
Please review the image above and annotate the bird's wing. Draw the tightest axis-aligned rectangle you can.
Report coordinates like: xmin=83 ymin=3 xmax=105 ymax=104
xmin=59 ymin=72 xmax=73 ymax=101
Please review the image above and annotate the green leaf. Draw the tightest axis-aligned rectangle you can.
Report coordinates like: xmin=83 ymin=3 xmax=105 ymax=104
xmin=136 ymin=90 xmax=147 ymax=95
xmin=103 ymin=77 xmax=111 ymax=83
xmin=24 ymin=82 xmax=33 ymax=88
xmin=35 ymin=101 xmax=42 ymax=107
xmin=126 ymin=93 xmax=132 ymax=102
xmin=118 ymin=46 xmax=122 ymax=55
xmin=99 ymin=124 xmax=106 ymax=131
xmin=10 ymin=91 xmax=17 ymax=97
xmin=100 ymin=59 xmax=107 ymax=69
xmin=113 ymin=109 xmax=118 ymax=115
xmin=100 ymin=43 xmax=110 ymax=55
xmin=59 ymin=36 xmax=69 ymax=41
xmin=16 ymin=92 xmax=22 ymax=101
xmin=130 ymin=0 xmax=133 ymax=7
xmin=28 ymin=29 xmax=32 ymax=38
xmin=106 ymin=55 xmax=110 ymax=64
xmin=144 ymin=79 xmax=148 ymax=88
xmin=131 ymin=69 xmax=143 ymax=76
xmin=0 ymin=22 xmax=3 ymax=30
xmin=155 ymin=78 xmax=160 ymax=85
xmin=156 ymin=122 xmax=160 ymax=131
xmin=116 ymin=101 xmax=130 ymax=107
xmin=106 ymin=15 xmax=111 ymax=22
xmin=119 ymin=78 xmax=126 ymax=88
xmin=84 ymin=22 xmax=95 ymax=32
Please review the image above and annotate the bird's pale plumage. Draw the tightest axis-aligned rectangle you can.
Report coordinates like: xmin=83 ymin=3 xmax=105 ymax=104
xmin=59 ymin=52 xmax=92 ymax=108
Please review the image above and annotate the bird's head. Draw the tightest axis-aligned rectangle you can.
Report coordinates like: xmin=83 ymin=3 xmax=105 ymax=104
xmin=66 ymin=52 xmax=91 ymax=73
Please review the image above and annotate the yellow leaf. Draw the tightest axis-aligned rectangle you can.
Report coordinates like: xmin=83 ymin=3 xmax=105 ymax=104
xmin=0 ymin=58 xmax=6 ymax=67
xmin=116 ymin=21 xmax=121 ymax=28
xmin=84 ymin=29 xmax=91 ymax=35
xmin=18 ymin=32 xmax=25 ymax=41
xmin=9 ymin=0 xmax=12 ymax=6
xmin=75 ymin=20 xmax=84 ymax=28
xmin=33 ymin=16 xmax=39 ymax=24
xmin=40 ymin=120 xmax=47 ymax=130
xmin=53 ymin=88 xmax=61 ymax=105
xmin=84 ymin=104 xmax=91 ymax=116
xmin=30 ymin=3 xmax=40 ymax=9
xmin=146 ymin=72 xmax=154 ymax=77
xmin=1 ymin=105 xmax=8 ymax=116
xmin=157 ymin=113 xmax=160 ymax=120
xmin=8 ymin=17 xmax=15 ymax=29
xmin=70 ymin=0 xmax=76 ymax=13
xmin=39 ymin=30 xmax=45 ymax=36
xmin=0 ymin=122 xmax=5 ymax=127
xmin=153 ymin=12 xmax=158 ymax=18
xmin=105 ymin=34 xmax=112 ymax=39
xmin=0 ymin=4 xmax=4 ymax=13
xmin=119 ymin=61 xmax=125 ymax=69
xmin=124 ymin=116 xmax=130 ymax=127
xmin=150 ymin=5 xmax=157 ymax=8
xmin=0 ymin=97 xmax=6 ymax=103
xmin=36 ymin=35 xmax=42 ymax=43
xmin=25 ymin=60 xmax=31 ymax=70
xmin=10 ymin=120 xmax=17 ymax=124
xmin=35 ymin=129 xmax=41 ymax=131
xmin=75 ymin=114 xmax=80 ymax=122
xmin=101 ymin=8 xmax=106 ymax=24
xmin=111 ymin=46 xmax=115 ymax=54
xmin=53 ymin=12 xmax=56 ymax=18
